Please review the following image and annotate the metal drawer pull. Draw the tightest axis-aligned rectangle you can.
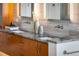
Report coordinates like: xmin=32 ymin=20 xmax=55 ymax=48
xmin=63 ymin=50 xmax=79 ymax=54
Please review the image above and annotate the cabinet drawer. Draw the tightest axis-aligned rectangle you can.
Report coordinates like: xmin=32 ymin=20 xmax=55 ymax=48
xmin=57 ymin=41 xmax=79 ymax=56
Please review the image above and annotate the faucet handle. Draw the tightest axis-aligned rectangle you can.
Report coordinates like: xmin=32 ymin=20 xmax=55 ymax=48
xmin=60 ymin=25 xmax=63 ymax=29
xmin=55 ymin=25 xmax=63 ymax=29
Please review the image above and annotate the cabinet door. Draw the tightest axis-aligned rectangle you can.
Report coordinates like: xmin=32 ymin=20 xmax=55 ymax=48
xmin=5 ymin=34 xmax=24 ymax=56
xmin=37 ymin=41 xmax=48 ymax=56
xmin=6 ymin=34 xmax=38 ymax=56
xmin=0 ymin=33 xmax=24 ymax=56
xmin=22 ymin=38 xmax=38 ymax=56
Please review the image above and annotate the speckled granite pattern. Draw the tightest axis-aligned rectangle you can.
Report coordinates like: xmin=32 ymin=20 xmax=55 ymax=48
xmin=0 ymin=29 xmax=79 ymax=44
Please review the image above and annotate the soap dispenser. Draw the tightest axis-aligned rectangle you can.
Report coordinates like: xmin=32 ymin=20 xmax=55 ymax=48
xmin=33 ymin=21 xmax=40 ymax=34
xmin=38 ymin=25 xmax=44 ymax=37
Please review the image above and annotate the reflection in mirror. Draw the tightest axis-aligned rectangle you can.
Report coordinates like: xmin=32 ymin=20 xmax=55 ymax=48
xmin=45 ymin=3 xmax=70 ymax=21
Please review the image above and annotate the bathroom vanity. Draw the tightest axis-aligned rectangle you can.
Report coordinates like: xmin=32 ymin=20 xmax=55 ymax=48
xmin=1 ymin=28 xmax=79 ymax=56
xmin=0 ymin=30 xmax=48 ymax=56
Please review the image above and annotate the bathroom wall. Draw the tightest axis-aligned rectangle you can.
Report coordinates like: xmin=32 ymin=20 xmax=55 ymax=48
xmin=2 ymin=3 xmax=8 ymax=27
xmin=33 ymin=3 xmax=45 ymax=21
xmin=2 ymin=3 xmax=16 ymax=27
xmin=8 ymin=3 xmax=16 ymax=24
xmin=70 ymin=3 xmax=79 ymax=23
xmin=0 ymin=4 xmax=2 ymax=25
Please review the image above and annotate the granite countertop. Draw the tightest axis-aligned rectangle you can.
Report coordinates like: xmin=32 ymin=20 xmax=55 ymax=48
xmin=0 ymin=29 xmax=79 ymax=44
xmin=0 ymin=29 xmax=50 ymax=43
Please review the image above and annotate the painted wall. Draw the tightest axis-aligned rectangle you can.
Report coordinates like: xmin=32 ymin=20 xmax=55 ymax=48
xmin=2 ymin=3 xmax=8 ymax=27
xmin=0 ymin=4 xmax=2 ymax=25
xmin=8 ymin=3 xmax=15 ymax=24
xmin=33 ymin=3 xmax=45 ymax=21
xmin=70 ymin=3 xmax=79 ymax=23
xmin=2 ymin=3 xmax=16 ymax=27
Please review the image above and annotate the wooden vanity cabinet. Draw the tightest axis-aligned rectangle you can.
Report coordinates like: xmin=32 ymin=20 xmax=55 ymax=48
xmin=22 ymin=38 xmax=48 ymax=56
xmin=6 ymin=34 xmax=38 ymax=56
xmin=7 ymin=34 xmax=24 ymax=44
xmin=0 ymin=32 xmax=6 ymax=42
xmin=37 ymin=41 xmax=48 ymax=56
xmin=0 ymin=32 xmax=48 ymax=56
xmin=7 ymin=34 xmax=48 ymax=56
xmin=22 ymin=38 xmax=38 ymax=56
xmin=0 ymin=32 xmax=21 ymax=56
xmin=0 ymin=32 xmax=9 ymax=45
xmin=4 ymin=33 xmax=25 ymax=56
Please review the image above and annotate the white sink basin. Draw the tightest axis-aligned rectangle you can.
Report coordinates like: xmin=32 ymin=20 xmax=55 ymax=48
xmin=38 ymin=37 xmax=53 ymax=41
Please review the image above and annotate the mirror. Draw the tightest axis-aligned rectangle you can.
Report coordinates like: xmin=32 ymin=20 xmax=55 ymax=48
xmin=19 ymin=3 xmax=70 ymax=22
xmin=19 ymin=3 xmax=79 ymax=23
xmin=20 ymin=3 xmax=34 ymax=18
xmin=45 ymin=3 xmax=70 ymax=21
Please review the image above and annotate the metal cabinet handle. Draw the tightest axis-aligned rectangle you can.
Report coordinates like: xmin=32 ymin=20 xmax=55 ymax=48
xmin=63 ymin=50 xmax=79 ymax=54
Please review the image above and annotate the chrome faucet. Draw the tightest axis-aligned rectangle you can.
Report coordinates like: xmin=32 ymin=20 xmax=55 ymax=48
xmin=54 ymin=25 xmax=63 ymax=29
xmin=38 ymin=25 xmax=44 ymax=37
